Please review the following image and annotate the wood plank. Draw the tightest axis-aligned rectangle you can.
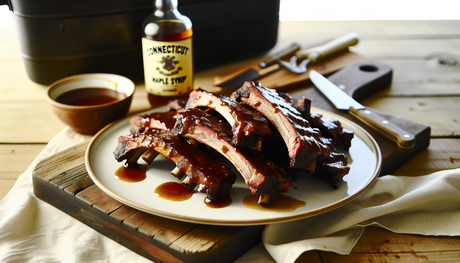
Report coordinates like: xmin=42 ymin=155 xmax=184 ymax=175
xmin=0 ymin=144 xmax=46 ymax=200
xmin=317 ymin=226 xmax=460 ymax=263
xmin=172 ymin=225 xmax=251 ymax=253
xmin=356 ymin=39 xmax=460 ymax=59
xmin=76 ymin=184 xmax=108 ymax=206
xmin=354 ymin=228 xmax=460 ymax=253
xmin=64 ymin=173 xmax=95 ymax=195
xmin=109 ymin=205 xmax=138 ymax=221
xmin=92 ymin=193 xmax=124 ymax=214
xmin=171 ymin=225 xmax=264 ymax=263
xmin=0 ymin=62 xmax=45 ymax=101
xmin=139 ymin=216 xmax=197 ymax=245
xmin=33 ymin=141 xmax=89 ymax=181
xmin=320 ymin=251 xmax=460 ymax=263
xmin=363 ymin=96 xmax=460 ymax=137
xmin=75 ymin=184 xmax=124 ymax=215
xmin=0 ymin=144 xmax=45 ymax=179
xmin=0 ymin=101 xmax=66 ymax=143
xmin=123 ymin=210 xmax=156 ymax=230
xmin=49 ymin=163 xmax=87 ymax=188
xmin=381 ymin=59 xmax=460 ymax=96
xmin=393 ymin=138 xmax=460 ymax=176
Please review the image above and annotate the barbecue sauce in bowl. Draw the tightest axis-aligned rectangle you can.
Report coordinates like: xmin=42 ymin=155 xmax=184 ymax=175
xmin=55 ymin=87 xmax=127 ymax=106
xmin=47 ymin=73 xmax=135 ymax=135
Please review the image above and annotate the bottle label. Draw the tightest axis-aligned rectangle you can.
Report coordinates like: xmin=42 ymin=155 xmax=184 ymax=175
xmin=142 ymin=37 xmax=193 ymax=96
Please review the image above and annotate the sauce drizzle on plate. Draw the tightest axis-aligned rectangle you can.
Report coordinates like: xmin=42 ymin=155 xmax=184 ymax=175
xmin=155 ymin=181 xmax=194 ymax=201
xmin=204 ymin=195 xmax=232 ymax=209
xmin=114 ymin=165 xmax=147 ymax=182
xmin=243 ymin=194 xmax=306 ymax=212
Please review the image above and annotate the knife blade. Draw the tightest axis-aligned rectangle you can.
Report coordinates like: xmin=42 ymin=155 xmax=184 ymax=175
xmin=309 ymin=69 xmax=416 ymax=152
xmin=216 ymin=43 xmax=301 ymax=88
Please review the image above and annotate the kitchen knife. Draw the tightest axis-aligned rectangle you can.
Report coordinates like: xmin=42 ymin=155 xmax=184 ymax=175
xmin=309 ymin=69 xmax=416 ymax=152
xmin=216 ymin=43 xmax=301 ymax=88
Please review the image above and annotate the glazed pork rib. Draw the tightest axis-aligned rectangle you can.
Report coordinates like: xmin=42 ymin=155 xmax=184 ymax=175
xmin=309 ymin=113 xmax=354 ymax=151
xmin=129 ymin=111 xmax=182 ymax=133
xmin=113 ymin=129 xmax=237 ymax=201
xmin=186 ymin=89 xmax=271 ymax=151
xmin=313 ymin=152 xmax=350 ymax=188
xmin=278 ymin=92 xmax=351 ymax=187
xmin=279 ymin=92 xmax=354 ymax=150
xmin=172 ymin=108 xmax=291 ymax=205
xmin=166 ymin=98 xmax=187 ymax=111
xmin=232 ymin=82 xmax=330 ymax=172
xmin=129 ymin=99 xmax=187 ymax=133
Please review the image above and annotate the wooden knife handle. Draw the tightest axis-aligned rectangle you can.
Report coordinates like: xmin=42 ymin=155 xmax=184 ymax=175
xmin=296 ymin=32 xmax=359 ymax=61
xmin=349 ymin=106 xmax=416 ymax=152
xmin=259 ymin=43 xmax=301 ymax=68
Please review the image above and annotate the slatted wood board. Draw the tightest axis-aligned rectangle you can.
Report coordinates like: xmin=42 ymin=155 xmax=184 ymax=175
xmin=32 ymin=141 xmax=264 ymax=263
xmin=32 ymin=61 xmax=431 ymax=263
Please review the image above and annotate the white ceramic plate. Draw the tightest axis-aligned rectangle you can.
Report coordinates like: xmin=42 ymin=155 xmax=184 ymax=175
xmin=86 ymin=107 xmax=381 ymax=225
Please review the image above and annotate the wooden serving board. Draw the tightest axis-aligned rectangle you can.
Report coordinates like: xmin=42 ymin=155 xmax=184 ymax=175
xmin=32 ymin=61 xmax=430 ymax=263
xmin=32 ymin=141 xmax=264 ymax=263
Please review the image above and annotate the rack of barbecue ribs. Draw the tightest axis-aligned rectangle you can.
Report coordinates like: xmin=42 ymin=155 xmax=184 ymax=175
xmin=114 ymin=81 xmax=353 ymax=206
xmin=114 ymin=129 xmax=237 ymax=202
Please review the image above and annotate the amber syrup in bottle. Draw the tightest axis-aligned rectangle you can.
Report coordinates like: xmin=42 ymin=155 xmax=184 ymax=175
xmin=142 ymin=0 xmax=194 ymax=108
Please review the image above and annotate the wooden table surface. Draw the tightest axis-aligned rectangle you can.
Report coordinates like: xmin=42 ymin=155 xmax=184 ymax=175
xmin=1 ymin=20 xmax=460 ymax=262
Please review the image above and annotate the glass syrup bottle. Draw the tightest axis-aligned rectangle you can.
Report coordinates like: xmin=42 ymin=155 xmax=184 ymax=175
xmin=142 ymin=0 xmax=194 ymax=107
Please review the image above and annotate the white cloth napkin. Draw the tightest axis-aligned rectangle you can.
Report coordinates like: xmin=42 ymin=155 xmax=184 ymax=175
xmin=263 ymin=168 xmax=460 ymax=263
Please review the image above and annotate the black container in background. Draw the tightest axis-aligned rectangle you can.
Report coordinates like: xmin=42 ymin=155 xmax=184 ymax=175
xmin=1 ymin=0 xmax=280 ymax=85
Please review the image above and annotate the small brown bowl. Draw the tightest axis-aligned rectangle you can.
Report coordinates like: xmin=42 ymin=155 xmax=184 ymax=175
xmin=47 ymin=73 xmax=135 ymax=135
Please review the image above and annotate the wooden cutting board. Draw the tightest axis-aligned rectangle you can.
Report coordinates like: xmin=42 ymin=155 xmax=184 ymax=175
xmin=32 ymin=61 xmax=430 ymax=263
xmin=292 ymin=61 xmax=431 ymax=175
xmin=214 ymin=49 xmax=367 ymax=93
